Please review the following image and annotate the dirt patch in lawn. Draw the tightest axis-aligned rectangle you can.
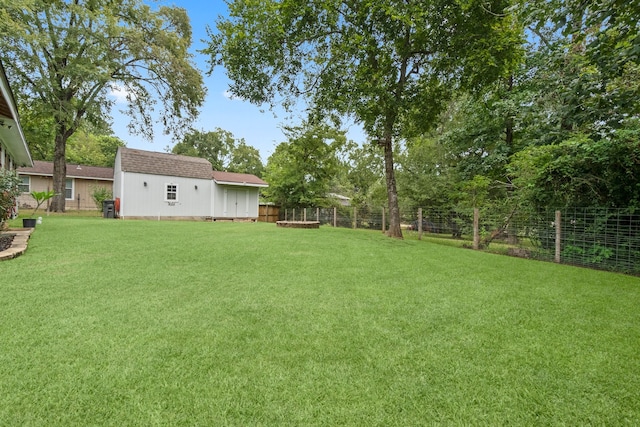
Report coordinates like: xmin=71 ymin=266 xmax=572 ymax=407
xmin=0 ymin=233 xmax=15 ymax=252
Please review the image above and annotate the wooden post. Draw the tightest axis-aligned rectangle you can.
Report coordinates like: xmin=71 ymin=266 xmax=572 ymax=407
xmin=353 ymin=207 xmax=357 ymax=229
xmin=316 ymin=207 xmax=320 ymax=222
xmin=418 ymin=207 xmax=423 ymax=240
xmin=473 ymin=208 xmax=480 ymax=250
xmin=555 ymin=210 xmax=561 ymax=263
xmin=333 ymin=207 xmax=337 ymax=227
xmin=382 ymin=207 xmax=386 ymax=233
xmin=303 ymin=208 xmax=307 ymax=221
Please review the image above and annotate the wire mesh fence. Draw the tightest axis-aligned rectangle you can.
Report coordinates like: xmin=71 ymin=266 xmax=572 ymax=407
xmin=279 ymin=206 xmax=640 ymax=275
xmin=553 ymin=208 xmax=640 ymax=274
xmin=482 ymin=208 xmax=640 ymax=274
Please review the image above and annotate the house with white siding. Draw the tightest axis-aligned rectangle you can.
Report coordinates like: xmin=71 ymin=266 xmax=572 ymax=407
xmin=113 ymin=147 xmax=267 ymax=220
xmin=0 ymin=61 xmax=32 ymax=172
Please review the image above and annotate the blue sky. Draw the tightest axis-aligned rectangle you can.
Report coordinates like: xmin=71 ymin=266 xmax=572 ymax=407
xmin=110 ymin=0 xmax=364 ymax=162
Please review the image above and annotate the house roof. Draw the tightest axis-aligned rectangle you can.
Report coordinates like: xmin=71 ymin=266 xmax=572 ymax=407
xmin=118 ymin=147 xmax=213 ymax=180
xmin=212 ymin=170 xmax=268 ymax=188
xmin=18 ymin=160 xmax=114 ymax=181
xmin=0 ymin=60 xmax=32 ymax=167
xmin=329 ymin=193 xmax=351 ymax=201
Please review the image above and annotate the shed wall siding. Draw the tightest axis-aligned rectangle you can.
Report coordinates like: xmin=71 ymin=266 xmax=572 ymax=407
xmin=212 ymin=185 xmax=260 ymax=218
xmin=120 ymin=172 xmax=212 ymax=218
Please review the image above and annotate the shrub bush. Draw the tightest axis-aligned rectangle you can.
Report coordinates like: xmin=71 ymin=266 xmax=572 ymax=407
xmin=0 ymin=170 xmax=21 ymax=229
xmin=90 ymin=185 xmax=113 ymax=212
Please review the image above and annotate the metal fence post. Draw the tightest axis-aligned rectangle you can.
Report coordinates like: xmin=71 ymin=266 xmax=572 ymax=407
xmin=333 ymin=207 xmax=337 ymax=227
xmin=555 ymin=210 xmax=561 ymax=263
xmin=418 ymin=207 xmax=423 ymax=240
xmin=303 ymin=208 xmax=307 ymax=221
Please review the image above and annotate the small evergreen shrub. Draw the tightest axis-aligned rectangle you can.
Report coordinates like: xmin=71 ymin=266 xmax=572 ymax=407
xmin=90 ymin=185 xmax=113 ymax=212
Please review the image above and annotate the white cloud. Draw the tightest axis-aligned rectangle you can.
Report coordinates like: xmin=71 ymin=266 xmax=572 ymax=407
xmin=222 ymin=90 xmax=235 ymax=100
xmin=109 ymin=85 xmax=135 ymax=104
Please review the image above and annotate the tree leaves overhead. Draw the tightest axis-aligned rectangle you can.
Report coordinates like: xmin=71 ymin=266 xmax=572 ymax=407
xmin=390 ymin=0 xmax=640 ymax=213
xmin=0 ymin=0 xmax=206 ymax=210
xmin=1 ymin=0 xmax=205 ymax=140
xmin=172 ymin=128 xmax=265 ymax=177
xmin=263 ymin=122 xmax=346 ymax=208
xmin=509 ymin=127 xmax=640 ymax=209
xmin=67 ymin=133 xmax=126 ymax=167
xmin=210 ymin=0 xmax=522 ymax=139
xmin=209 ymin=0 xmax=522 ymax=237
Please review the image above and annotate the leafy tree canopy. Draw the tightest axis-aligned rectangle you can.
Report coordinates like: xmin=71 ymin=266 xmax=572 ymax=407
xmin=509 ymin=120 xmax=640 ymax=209
xmin=0 ymin=0 xmax=206 ymax=210
xmin=208 ymin=0 xmax=523 ymax=237
xmin=343 ymin=144 xmax=386 ymax=209
xmin=171 ymin=128 xmax=264 ymax=177
xmin=262 ymin=122 xmax=346 ymax=208
xmin=396 ymin=136 xmax=455 ymax=210
xmin=67 ymin=133 xmax=126 ymax=168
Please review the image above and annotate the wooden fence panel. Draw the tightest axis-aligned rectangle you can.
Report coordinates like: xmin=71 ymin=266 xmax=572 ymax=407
xmin=258 ymin=205 xmax=280 ymax=223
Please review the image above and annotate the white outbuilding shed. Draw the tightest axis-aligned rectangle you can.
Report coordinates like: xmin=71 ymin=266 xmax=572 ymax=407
xmin=212 ymin=171 xmax=269 ymax=219
xmin=113 ymin=147 xmax=267 ymax=220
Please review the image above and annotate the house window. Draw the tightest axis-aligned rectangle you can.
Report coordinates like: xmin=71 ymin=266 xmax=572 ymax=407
xmin=165 ymin=184 xmax=178 ymax=201
xmin=18 ymin=176 xmax=30 ymax=193
xmin=65 ymin=178 xmax=73 ymax=200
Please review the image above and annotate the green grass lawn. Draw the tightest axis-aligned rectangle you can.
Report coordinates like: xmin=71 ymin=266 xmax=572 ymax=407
xmin=2 ymin=217 xmax=640 ymax=425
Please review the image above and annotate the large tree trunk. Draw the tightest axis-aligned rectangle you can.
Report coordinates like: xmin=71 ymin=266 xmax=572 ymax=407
xmin=382 ymin=135 xmax=403 ymax=239
xmin=51 ymin=133 xmax=67 ymax=212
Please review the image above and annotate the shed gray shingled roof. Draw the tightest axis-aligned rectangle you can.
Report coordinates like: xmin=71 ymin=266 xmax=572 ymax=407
xmin=18 ymin=160 xmax=113 ymax=180
xmin=119 ymin=147 xmax=213 ymax=180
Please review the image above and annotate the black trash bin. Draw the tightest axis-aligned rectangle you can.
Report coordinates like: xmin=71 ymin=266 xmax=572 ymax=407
xmin=103 ymin=200 xmax=115 ymax=218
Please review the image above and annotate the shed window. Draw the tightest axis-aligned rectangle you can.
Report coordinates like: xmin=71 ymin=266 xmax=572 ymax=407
xmin=18 ymin=176 xmax=30 ymax=193
xmin=165 ymin=184 xmax=178 ymax=201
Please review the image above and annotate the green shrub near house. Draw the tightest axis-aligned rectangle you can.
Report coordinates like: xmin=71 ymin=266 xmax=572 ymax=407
xmin=90 ymin=185 xmax=113 ymax=211
xmin=0 ymin=170 xmax=20 ymax=229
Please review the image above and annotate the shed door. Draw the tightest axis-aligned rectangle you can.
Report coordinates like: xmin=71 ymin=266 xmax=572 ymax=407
xmin=224 ymin=189 xmax=249 ymax=217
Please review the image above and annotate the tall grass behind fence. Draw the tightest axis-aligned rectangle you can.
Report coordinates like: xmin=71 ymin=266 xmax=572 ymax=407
xmin=281 ymin=206 xmax=640 ymax=275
